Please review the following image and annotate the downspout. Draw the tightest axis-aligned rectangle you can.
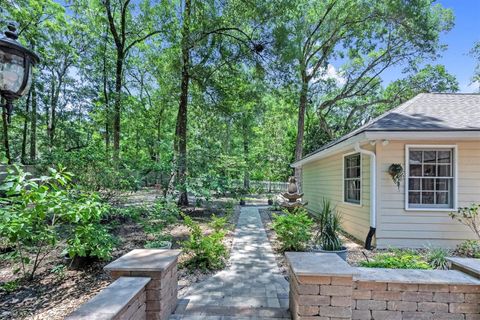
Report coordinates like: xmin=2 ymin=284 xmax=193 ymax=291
xmin=354 ymin=142 xmax=376 ymax=250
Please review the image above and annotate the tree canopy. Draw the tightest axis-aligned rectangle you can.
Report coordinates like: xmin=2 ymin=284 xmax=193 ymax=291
xmin=0 ymin=0 xmax=464 ymax=202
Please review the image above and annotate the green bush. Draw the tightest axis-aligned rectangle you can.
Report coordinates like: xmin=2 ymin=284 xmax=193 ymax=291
xmin=181 ymin=213 xmax=228 ymax=270
xmin=63 ymin=192 xmax=116 ymax=261
xmin=456 ymin=240 xmax=480 ymax=258
xmin=313 ymin=199 xmax=343 ymax=251
xmin=449 ymin=204 xmax=480 ymax=239
xmin=360 ymin=249 xmax=431 ymax=269
xmin=272 ymin=208 xmax=313 ymax=251
xmin=0 ymin=165 xmax=115 ymax=279
xmin=426 ymin=247 xmax=450 ymax=270
xmin=0 ymin=165 xmax=72 ymax=279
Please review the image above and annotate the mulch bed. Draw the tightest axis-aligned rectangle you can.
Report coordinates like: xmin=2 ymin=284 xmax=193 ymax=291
xmin=0 ymin=195 xmax=239 ymax=320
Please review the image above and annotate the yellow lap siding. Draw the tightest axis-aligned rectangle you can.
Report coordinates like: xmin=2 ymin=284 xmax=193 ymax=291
xmin=376 ymin=140 xmax=480 ymax=248
xmin=302 ymin=149 xmax=371 ymax=243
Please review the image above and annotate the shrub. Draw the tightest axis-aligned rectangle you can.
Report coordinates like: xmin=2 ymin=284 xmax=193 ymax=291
xmin=181 ymin=214 xmax=228 ymax=270
xmin=360 ymin=249 xmax=431 ymax=269
xmin=426 ymin=247 xmax=450 ymax=270
xmin=0 ymin=165 xmax=115 ymax=279
xmin=314 ymin=199 xmax=343 ymax=251
xmin=272 ymin=208 xmax=313 ymax=251
xmin=0 ymin=165 xmax=72 ymax=279
xmin=449 ymin=204 xmax=480 ymax=239
xmin=456 ymin=240 xmax=480 ymax=258
xmin=63 ymin=192 xmax=115 ymax=261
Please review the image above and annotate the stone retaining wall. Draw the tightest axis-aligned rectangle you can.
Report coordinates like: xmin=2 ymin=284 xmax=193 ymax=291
xmin=67 ymin=249 xmax=180 ymax=320
xmin=286 ymin=252 xmax=480 ymax=320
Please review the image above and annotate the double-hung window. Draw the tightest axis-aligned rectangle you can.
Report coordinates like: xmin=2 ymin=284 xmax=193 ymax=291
xmin=344 ymin=153 xmax=361 ymax=205
xmin=406 ymin=146 xmax=456 ymax=210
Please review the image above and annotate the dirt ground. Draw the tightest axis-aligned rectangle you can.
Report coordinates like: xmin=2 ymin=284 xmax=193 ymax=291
xmin=0 ymin=190 xmax=240 ymax=320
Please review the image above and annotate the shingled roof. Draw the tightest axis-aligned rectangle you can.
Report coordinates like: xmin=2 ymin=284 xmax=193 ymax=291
xmin=293 ymin=93 xmax=480 ymax=167
xmin=366 ymin=93 xmax=480 ymax=131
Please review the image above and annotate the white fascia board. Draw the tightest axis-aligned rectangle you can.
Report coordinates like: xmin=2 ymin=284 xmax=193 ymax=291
xmin=291 ymin=133 xmax=367 ymax=168
xmin=365 ymin=131 xmax=480 ymax=140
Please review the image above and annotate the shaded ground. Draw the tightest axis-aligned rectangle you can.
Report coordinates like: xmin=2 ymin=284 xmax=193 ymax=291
xmin=0 ymin=189 xmax=240 ymax=320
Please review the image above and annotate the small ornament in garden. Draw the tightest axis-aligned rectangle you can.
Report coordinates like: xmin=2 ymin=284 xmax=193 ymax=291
xmin=388 ymin=163 xmax=404 ymax=190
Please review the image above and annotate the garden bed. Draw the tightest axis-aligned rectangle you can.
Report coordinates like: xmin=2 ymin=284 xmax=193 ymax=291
xmin=0 ymin=191 xmax=239 ymax=320
xmin=260 ymin=207 xmax=477 ymax=273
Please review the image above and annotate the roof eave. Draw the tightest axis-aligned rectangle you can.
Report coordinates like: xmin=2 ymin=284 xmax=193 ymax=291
xmin=291 ymin=132 xmax=367 ymax=168
xmin=365 ymin=130 xmax=480 ymax=140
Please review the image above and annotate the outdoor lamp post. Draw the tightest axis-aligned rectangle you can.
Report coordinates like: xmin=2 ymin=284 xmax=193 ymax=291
xmin=0 ymin=22 xmax=40 ymax=123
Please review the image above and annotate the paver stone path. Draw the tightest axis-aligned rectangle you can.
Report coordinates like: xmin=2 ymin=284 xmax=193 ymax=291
xmin=171 ymin=206 xmax=290 ymax=319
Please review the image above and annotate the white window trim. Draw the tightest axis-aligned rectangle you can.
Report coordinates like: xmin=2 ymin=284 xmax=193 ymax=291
xmin=342 ymin=152 xmax=362 ymax=207
xmin=404 ymin=144 xmax=458 ymax=212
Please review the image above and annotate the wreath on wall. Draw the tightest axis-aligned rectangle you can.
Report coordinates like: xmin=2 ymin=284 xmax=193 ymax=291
xmin=388 ymin=163 xmax=404 ymax=190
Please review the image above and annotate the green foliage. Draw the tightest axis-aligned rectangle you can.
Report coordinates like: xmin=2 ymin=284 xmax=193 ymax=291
xmin=144 ymin=238 xmax=172 ymax=249
xmin=0 ymin=165 xmax=115 ymax=279
xmin=455 ymin=240 xmax=480 ymax=258
xmin=449 ymin=204 xmax=480 ymax=239
xmin=272 ymin=208 xmax=313 ymax=251
xmin=360 ymin=250 xmax=431 ymax=270
xmin=181 ymin=214 xmax=228 ymax=270
xmin=313 ymin=199 xmax=343 ymax=251
xmin=426 ymin=247 xmax=450 ymax=270
xmin=0 ymin=165 xmax=72 ymax=279
xmin=0 ymin=279 xmax=20 ymax=294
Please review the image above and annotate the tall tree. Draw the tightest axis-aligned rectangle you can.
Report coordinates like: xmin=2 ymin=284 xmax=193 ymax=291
xmin=273 ymin=0 xmax=453 ymax=184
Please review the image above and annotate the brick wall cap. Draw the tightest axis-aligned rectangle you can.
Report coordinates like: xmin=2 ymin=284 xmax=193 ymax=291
xmin=285 ymin=252 xmax=355 ymax=277
xmin=104 ymin=249 xmax=180 ymax=272
xmin=355 ymin=267 xmax=480 ymax=285
xmin=66 ymin=276 xmax=150 ymax=319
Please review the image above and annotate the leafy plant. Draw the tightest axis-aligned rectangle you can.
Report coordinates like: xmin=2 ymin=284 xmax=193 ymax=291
xmin=144 ymin=237 xmax=172 ymax=249
xmin=51 ymin=264 xmax=67 ymax=279
xmin=272 ymin=208 xmax=313 ymax=251
xmin=313 ymin=199 xmax=343 ymax=251
xmin=181 ymin=213 xmax=228 ymax=270
xmin=62 ymin=192 xmax=115 ymax=261
xmin=388 ymin=164 xmax=404 ymax=189
xmin=449 ymin=204 xmax=480 ymax=239
xmin=455 ymin=240 xmax=480 ymax=258
xmin=0 ymin=165 xmax=72 ymax=279
xmin=0 ymin=279 xmax=20 ymax=294
xmin=426 ymin=247 xmax=450 ymax=270
xmin=360 ymin=249 xmax=431 ymax=269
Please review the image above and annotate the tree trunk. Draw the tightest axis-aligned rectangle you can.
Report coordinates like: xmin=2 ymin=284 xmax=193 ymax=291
xmin=48 ymin=77 xmax=61 ymax=148
xmin=2 ymin=99 xmax=11 ymax=164
xmin=176 ymin=0 xmax=191 ymax=206
xmin=243 ymin=122 xmax=250 ymax=190
xmin=30 ymin=83 xmax=37 ymax=161
xmin=112 ymin=52 xmax=124 ymax=160
xmin=294 ymin=79 xmax=308 ymax=187
xmin=21 ymin=91 xmax=31 ymax=164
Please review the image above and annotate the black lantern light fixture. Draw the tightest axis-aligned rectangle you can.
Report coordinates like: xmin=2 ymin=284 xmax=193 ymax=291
xmin=0 ymin=22 xmax=40 ymax=123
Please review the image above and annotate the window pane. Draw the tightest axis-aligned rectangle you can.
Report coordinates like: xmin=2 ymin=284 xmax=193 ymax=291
xmin=436 ymin=192 xmax=449 ymax=205
xmin=409 ymin=192 xmax=420 ymax=204
xmin=422 ymin=192 xmax=435 ymax=204
xmin=436 ymin=179 xmax=450 ymax=191
xmin=410 ymin=165 xmax=422 ymax=176
xmin=424 ymin=151 xmax=436 ymax=163
xmin=438 ymin=165 xmax=451 ymax=177
xmin=422 ymin=178 xmax=435 ymax=191
xmin=409 ymin=178 xmax=421 ymax=191
xmin=424 ymin=165 xmax=436 ymax=177
xmin=410 ymin=151 xmax=422 ymax=164
xmin=437 ymin=151 xmax=451 ymax=163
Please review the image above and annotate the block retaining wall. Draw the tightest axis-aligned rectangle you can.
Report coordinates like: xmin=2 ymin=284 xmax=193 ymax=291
xmin=286 ymin=252 xmax=480 ymax=320
xmin=66 ymin=249 xmax=179 ymax=320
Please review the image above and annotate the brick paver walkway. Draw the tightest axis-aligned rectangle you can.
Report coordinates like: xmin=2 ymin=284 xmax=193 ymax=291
xmin=171 ymin=206 xmax=290 ymax=319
